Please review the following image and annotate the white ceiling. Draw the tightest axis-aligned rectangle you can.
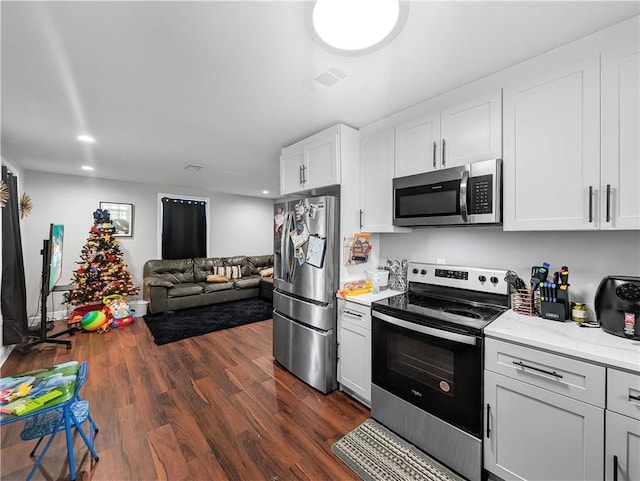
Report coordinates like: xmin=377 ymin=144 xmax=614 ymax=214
xmin=2 ymin=1 xmax=638 ymax=198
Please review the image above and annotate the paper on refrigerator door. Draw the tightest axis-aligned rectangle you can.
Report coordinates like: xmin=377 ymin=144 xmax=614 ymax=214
xmin=289 ymin=221 xmax=310 ymax=248
xmin=305 ymin=235 xmax=326 ymax=268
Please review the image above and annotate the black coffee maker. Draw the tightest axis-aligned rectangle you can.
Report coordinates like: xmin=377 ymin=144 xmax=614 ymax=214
xmin=595 ymin=275 xmax=640 ymax=340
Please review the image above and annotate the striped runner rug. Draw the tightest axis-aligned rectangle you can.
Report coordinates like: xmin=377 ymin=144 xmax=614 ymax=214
xmin=332 ymin=418 xmax=464 ymax=481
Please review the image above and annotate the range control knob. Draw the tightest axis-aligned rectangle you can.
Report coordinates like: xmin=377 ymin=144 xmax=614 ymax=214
xmin=412 ymin=268 xmax=419 ymax=274
xmin=478 ymin=275 xmax=487 ymax=283
xmin=420 ymin=269 xmax=427 ymax=275
xmin=490 ymin=276 xmax=499 ymax=284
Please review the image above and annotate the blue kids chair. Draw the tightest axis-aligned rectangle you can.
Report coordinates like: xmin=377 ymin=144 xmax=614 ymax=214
xmin=19 ymin=361 xmax=99 ymax=481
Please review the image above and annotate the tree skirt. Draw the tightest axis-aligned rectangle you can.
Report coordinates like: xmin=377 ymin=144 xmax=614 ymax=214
xmin=332 ymin=419 xmax=464 ymax=481
xmin=142 ymin=297 xmax=273 ymax=345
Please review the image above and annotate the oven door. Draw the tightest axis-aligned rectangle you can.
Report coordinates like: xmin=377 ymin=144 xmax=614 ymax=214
xmin=372 ymin=311 xmax=483 ymax=437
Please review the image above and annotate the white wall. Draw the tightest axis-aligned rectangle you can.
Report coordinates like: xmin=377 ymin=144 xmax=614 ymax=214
xmin=21 ymin=170 xmax=273 ymax=319
xmin=380 ymin=228 xmax=640 ymax=319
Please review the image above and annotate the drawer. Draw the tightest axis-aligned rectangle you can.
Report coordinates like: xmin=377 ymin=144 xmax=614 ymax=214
xmin=338 ymin=300 xmax=371 ymax=330
xmin=485 ymin=338 xmax=606 ymax=407
xmin=607 ymin=368 xmax=640 ymax=420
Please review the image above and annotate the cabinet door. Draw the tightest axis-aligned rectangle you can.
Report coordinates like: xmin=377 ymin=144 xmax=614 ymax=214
xmin=395 ymin=111 xmax=440 ymax=177
xmin=360 ymin=129 xmax=410 ymax=232
xmin=601 ymin=40 xmax=640 ymax=230
xmin=441 ymin=90 xmax=502 ymax=168
xmin=337 ymin=301 xmax=371 ymax=404
xmin=280 ymin=148 xmax=303 ymax=195
xmin=606 ymin=410 xmax=640 ymax=481
xmin=304 ymin=131 xmax=340 ymax=190
xmin=503 ymin=55 xmax=601 ymax=231
xmin=484 ymin=370 xmax=604 ymax=481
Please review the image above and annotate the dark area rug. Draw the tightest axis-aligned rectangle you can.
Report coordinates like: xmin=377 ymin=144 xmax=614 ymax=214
xmin=143 ymin=297 xmax=273 ymax=345
xmin=332 ymin=419 xmax=464 ymax=481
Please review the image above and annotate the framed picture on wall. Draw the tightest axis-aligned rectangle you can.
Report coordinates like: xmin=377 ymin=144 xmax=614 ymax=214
xmin=100 ymin=202 xmax=134 ymax=237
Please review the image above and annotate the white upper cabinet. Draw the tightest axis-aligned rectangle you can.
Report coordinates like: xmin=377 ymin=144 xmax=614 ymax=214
xmin=503 ymin=55 xmax=601 ymax=231
xmin=280 ymin=124 xmax=343 ymax=196
xmin=440 ymin=91 xmax=502 ymax=168
xmin=280 ymin=146 xmax=305 ymax=195
xmin=394 ymin=91 xmax=502 ymax=178
xmin=394 ymin=111 xmax=441 ymax=177
xmin=601 ymin=40 xmax=640 ymax=230
xmin=359 ymin=128 xmax=411 ymax=232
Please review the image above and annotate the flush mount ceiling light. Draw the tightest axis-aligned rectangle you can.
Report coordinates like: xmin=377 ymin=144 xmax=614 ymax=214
xmin=81 ymin=165 xmax=95 ymax=171
xmin=312 ymin=0 xmax=408 ymax=55
xmin=77 ymin=134 xmax=96 ymax=143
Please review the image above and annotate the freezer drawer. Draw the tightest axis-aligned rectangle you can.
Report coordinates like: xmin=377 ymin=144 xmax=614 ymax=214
xmin=273 ymin=289 xmax=335 ymax=331
xmin=273 ymin=311 xmax=337 ymax=394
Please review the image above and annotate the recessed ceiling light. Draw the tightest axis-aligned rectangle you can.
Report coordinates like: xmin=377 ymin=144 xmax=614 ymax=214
xmin=262 ymin=190 xmax=269 ymax=195
xmin=77 ymin=134 xmax=96 ymax=143
xmin=81 ymin=165 xmax=95 ymax=171
xmin=312 ymin=0 xmax=407 ymax=55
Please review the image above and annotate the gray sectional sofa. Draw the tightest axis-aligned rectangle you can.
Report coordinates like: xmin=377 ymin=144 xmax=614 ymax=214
xmin=143 ymin=254 xmax=273 ymax=314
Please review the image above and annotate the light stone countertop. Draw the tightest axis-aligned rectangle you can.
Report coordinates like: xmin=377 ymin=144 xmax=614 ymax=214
xmin=485 ymin=310 xmax=640 ymax=373
xmin=342 ymin=289 xmax=403 ymax=307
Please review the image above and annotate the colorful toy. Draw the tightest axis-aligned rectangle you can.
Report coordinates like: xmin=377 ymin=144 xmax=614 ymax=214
xmin=102 ymin=294 xmax=134 ymax=328
xmin=80 ymin=310 xmax=109 ymax=332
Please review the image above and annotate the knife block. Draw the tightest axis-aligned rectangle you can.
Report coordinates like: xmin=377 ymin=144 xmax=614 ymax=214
xmin=540 ymin=289 xmax=570 ymax=321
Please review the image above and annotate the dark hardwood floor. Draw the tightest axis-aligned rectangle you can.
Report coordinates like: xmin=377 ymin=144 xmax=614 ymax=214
xmin=1 ymin=317 xmax=369 ymax=481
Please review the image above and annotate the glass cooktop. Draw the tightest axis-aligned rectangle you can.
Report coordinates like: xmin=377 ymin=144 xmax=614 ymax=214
xmin=372 ymin=292 xmax=507 ymax=335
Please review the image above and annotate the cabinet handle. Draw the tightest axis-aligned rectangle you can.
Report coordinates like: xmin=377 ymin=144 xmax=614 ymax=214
xmin=442 ymin=138 xmax=446 ymax=168
xmin=589 ymin=186 xmax=593 ymax=223
xmin=629 ymin=394 xmax=640 ymax=402
xmin=359 ymin=209 xmax=364 ymax=230
xmin=486 ymin=404 xmax=491 ymax=438
xmin=344 ymin=309 xmax=364 ymax=318
xmin=299 ymin=166 xmax=303 ymax=185
xmin=512 ymin=361 xmax=563 ymax=379
xmin=606 ymin=184 xmax=611 ymax=223
xmin=301 ymin=165 xmax=307 ymax=184
xmin=613 ymin=455 xmax=619 ymax=481
xmin=432 ymin=141 xmax=437 ymax=169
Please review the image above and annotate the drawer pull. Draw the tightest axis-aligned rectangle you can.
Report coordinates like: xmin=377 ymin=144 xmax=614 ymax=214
xmin=613 ymin=455 xmax=618 ymax=481
xmin=512 ymin=361 xmax=563 ymax=379
xmin=629 ymin=394 xmax=640 ymax=402
xmin=486 ymin=404 xmax=491 ymax=439
xmin=344 ymin=310 xmax=364 ymax=318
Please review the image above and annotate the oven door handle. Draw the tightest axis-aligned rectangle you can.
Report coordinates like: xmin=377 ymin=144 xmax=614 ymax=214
xmin=373 ymin=312 xmax=477 ymax=346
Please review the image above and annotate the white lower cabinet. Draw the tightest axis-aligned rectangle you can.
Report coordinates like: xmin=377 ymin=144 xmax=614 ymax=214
xmin=605 ymin=368 xmax=640 ymax=481
xmin=484 ymin=338 xmax=605 ymax=481
xmin=337 ymin=299 xmax=371 ymax=405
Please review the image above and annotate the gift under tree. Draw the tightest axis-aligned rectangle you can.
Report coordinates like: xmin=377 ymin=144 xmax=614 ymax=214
xmin=64 ymin=209 xmax=139 ymax=306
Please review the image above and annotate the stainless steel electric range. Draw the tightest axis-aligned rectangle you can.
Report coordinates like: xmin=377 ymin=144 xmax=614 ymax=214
xmin=371 ymin=262 xmax=510 ymax=481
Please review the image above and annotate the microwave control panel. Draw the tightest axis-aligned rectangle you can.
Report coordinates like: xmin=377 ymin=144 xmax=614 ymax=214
xmin=468 ymin=175 xmax=493 ymax=214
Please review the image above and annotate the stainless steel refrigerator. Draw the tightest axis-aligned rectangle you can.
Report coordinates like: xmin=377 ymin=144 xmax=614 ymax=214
xmin=273 ymin=195 xmax=339 ymax=394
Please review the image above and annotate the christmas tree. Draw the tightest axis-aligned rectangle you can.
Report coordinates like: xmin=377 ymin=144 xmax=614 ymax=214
xmin=64 ymin=209 xmax=139 ymax=305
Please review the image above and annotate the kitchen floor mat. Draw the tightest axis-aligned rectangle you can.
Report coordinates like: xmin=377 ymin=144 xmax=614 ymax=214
xmin=332 ymin=418 xmax=465 ymax=481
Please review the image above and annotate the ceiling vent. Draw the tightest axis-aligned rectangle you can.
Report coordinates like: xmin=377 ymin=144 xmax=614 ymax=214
xmin=185 ymin=164 xmax=203 ymax=172
xmin=305 ymin=65 xmax=350 ymax=92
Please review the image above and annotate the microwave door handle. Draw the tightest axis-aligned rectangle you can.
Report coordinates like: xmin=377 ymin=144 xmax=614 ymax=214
xmin=460 ymin=170 xmax=469 ymax=223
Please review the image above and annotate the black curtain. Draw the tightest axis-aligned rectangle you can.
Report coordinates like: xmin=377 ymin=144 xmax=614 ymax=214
xmin=2 ymin=166 xmax=28 ymax=345
xmin=161 ymin=197 xmax=207 ymax=259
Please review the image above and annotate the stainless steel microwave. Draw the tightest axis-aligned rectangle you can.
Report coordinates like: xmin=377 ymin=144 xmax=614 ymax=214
xmin=393 ymin=159 xmax=502 ymax=227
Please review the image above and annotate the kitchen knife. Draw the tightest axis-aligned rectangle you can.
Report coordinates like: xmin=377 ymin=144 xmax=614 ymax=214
xmin=559 ymin=266 xmax=569 ymax=290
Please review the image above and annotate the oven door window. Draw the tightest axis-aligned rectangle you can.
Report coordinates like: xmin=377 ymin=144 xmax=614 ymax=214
xmin=372 ymin=316 xmax=483 ymax=437
xmin=395 ymin=179 xmax=460 ymax=218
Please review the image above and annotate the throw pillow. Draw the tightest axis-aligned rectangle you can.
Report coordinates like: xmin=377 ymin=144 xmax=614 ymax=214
xmin=206 ymin=274 xmax=228 ymax=283
xmin=259 ymin=267 xmax=273 ymax=277
xmin=215 ymin=265 xmax=243 ymax=280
